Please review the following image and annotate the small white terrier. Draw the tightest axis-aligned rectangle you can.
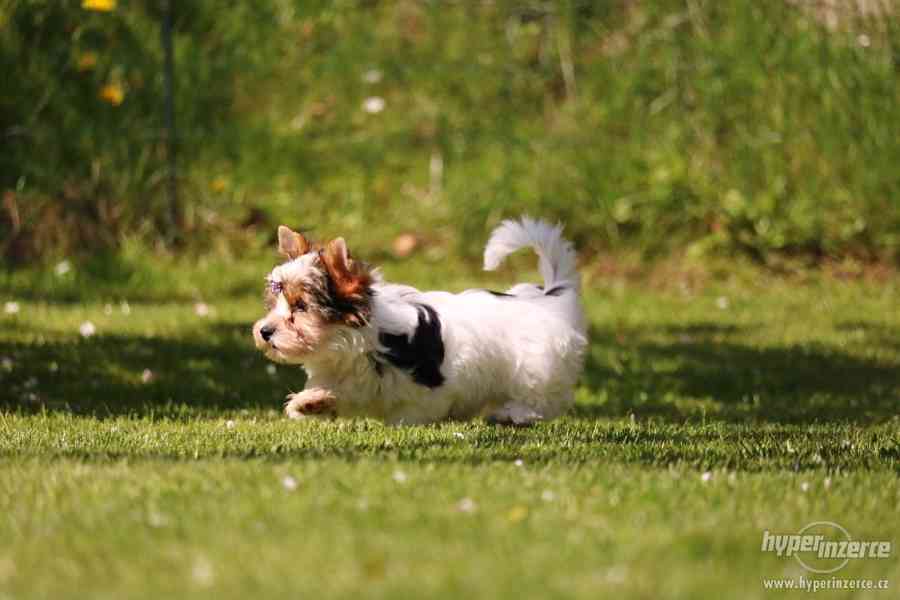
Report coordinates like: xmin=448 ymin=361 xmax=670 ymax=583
xmin=252 ymin=217 xmax=587 ymax=425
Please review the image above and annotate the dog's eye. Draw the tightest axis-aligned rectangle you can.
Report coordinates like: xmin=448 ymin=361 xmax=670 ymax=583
xmin=292 ymin=299 xmax=307 ymax=312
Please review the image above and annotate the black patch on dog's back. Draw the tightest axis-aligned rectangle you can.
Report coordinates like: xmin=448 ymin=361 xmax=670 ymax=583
xmin=376 ymin=304 xmax=445 ymax=388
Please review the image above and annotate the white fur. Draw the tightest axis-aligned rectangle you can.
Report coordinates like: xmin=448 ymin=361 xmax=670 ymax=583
xmin=484 ymin=217 xmax=579 ymax=288
xmin=287 ymin=217 xmax=588 ymax=425
xmin=269 ymin=253 xmax=319 ymax=288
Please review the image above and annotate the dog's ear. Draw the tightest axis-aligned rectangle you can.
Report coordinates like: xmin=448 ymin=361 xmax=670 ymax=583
xmin=278 ymin=226 xmax=310 ymax=259
xmin=322 ymin=238 xmax=372 ymax=323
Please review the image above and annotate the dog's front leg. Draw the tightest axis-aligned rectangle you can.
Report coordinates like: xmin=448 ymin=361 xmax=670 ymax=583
xmin=284 ymin=388 xmax=337 ymax=420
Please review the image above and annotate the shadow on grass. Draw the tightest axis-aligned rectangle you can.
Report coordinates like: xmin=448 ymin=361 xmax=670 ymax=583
xmin=0 ymin=322 xmax=307 ymax=418
xmin=577 ymin=324 xmax=900 ymax=424
xmin=1 ymin=319 xmax=897 ymax=424
xmin=836 ymin=321 xmax=900 ymax=353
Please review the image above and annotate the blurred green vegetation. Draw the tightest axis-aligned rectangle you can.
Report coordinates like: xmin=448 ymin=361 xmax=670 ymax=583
xmin=2 ymin=0 xmax=899 ymax=266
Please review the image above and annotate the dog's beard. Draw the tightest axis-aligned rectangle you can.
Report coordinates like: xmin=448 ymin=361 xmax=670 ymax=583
xmin=263 ymin=335 xmax=310 ymax=365
xmin=262 ymin=345 xmax=295 ymax=364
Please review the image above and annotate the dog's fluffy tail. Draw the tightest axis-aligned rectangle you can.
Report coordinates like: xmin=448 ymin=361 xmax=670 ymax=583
xmin=483 ymin=217 xmax=580 ymax=291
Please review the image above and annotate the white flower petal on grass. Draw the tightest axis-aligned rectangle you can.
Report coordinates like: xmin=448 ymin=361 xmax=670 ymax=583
xmin=606 ymin=565 xmax=627 ymax=584
xmin=225 ymin=420 xmax=236 ymax=430
xmin=266 ymin=364 xmax=277 ymax=376
xmin=716 ymin=296 xmax=729 ymax=310
xmin=194 ymin=302 xmax=210 ymax=317
xmin=363 ymin=69 xmax=383 ymax=84
xmin=147 ymin=511 xmax=169 ymax=528
xmin=120 ymin=301 xmax=131 ymax=315
xmin=701 ymin=471 xmax=713 ymax=483
xmin=456 ymin=497 xmax=477 ymax=513
xmin=191 ymin=556 xmax=214 ymax=587
xmin=392 ymin=469 xmax=407 ymax=484
xmin=363 ymin=96 xmax=385 ymax=114
xmin=54 ymin=261 xmax=71 ymax=276
xmin=453 ymin=431 xmax=465 ymax=440
xmin=4 ymin=302 xmax=19 ymax=314
xmin=541 ymin=490 xmax=556 ymax=502
xmin=290 ymin=113 xmax=307 ymax=131
xmin=141 ymin=369 xmax=154 ymax=384
xmin=1 ymin=357 xmax=12 ymax=372
xmin=514 ymin=459 xmax=524 ymax=467
xmin=79 ymin=321 xmax=96 ymax=338
xmin=800 ymin=481 xmax=810 ymax=493
xmin=824 ymin=477 xmax=832 ymax=489
xmin=281 ymin=475 xmax=298 ymax=491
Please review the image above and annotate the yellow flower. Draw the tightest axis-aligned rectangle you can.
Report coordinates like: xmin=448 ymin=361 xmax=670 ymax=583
xmin=82 ymin=0 xmax=116 ymax=11
xmin=507 ymin=505 xmax=528 ymax=523
xmin=210 ymin=177 xmax=228 ymax=193
xmin=99 ymin=83 xmax=124 ymax=106
xmin=77 ymin=52 xmax=98 ymax=71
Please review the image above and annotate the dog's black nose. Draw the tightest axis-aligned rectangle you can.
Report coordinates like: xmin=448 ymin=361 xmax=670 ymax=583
xmin=260 ymin=324 xmax=276 ymax=342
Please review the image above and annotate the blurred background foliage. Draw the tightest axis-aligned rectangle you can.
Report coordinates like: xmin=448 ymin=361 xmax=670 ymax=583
xmin=2 ymin=0 xmax=899 ymax=268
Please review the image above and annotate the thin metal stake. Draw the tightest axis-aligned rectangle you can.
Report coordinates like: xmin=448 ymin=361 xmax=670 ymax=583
xmin=161 ymin=0 xmax=179 ymax=243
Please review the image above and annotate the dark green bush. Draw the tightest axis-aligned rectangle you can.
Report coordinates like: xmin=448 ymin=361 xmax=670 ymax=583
xmin=1 ymin=0 xmax=280 ymax=260
xmin=2 ymin=0 xmax=898 ymax=264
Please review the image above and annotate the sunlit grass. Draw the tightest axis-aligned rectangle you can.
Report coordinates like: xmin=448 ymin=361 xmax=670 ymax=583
xmin=1 ymin=260 xmax=897 ymax=598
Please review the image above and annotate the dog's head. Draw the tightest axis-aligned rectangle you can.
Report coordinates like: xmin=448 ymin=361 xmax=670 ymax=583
xmin=252 ymin=226 xmax=373 ymax=364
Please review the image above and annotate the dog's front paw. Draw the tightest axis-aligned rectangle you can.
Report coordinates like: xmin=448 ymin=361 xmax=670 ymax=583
xmin=284 ymin=389 xmax=337 ymax=420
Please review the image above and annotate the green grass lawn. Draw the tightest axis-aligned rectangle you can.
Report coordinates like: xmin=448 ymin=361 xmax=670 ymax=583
xmin=1 ymin=258 xmax=898 ymax=599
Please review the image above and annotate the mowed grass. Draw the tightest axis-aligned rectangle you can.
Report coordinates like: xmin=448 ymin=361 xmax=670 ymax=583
xmin=1 ymin=259 xmax=899 ymax=599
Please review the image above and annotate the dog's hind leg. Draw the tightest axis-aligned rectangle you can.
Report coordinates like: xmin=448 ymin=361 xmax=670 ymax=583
xmin=486 ymin=383 xmax=575 ymax=426
xmin=485 ymin=402 xmax=545 ymax=427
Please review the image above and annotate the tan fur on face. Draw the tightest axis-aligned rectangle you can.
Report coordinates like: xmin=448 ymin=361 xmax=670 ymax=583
xmin=253 ymin=300 xmax=332 ymax=364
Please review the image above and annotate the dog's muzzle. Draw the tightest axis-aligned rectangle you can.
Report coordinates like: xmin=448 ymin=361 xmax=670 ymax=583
xmin=253 ymin=320 xmax=277 ymax=351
